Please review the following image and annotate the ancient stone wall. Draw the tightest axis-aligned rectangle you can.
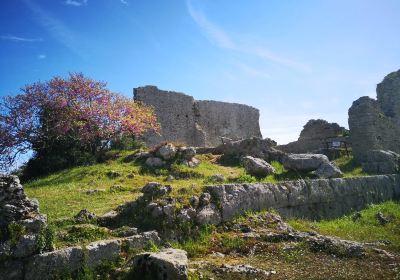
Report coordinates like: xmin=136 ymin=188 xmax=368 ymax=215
xmin=134 ymin=86 xmax=261 ymax=147
xmin=207 ymin=174 xmax=400 ymax=221
xmin=349 ymin=70 xmax=400 ymax=162
xmin=278 ymin=119 xmax=346 ymax=154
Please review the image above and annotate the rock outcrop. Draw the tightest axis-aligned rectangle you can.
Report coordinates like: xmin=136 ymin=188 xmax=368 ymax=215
xmin=134 ymin=86 xmax=262 ymax=147
xmin=349 ymin=69 xmax=400 ymax=166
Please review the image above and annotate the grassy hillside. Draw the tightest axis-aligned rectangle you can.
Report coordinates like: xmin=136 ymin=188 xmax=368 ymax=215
xmin=19 ymin=150 xmax=400 ymax=279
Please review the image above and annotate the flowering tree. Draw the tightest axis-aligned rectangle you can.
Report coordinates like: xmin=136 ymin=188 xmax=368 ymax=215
xmin=0 ymin=73 xmax=159 ymax=172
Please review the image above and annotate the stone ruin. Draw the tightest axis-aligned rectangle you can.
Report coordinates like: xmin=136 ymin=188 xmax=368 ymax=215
xmin=134 ymin=86 xmax=262 ymax=147
xmin=278 ymin=119 xmax=347 ymax=155
xmin=349 ymin=69 xmax=400 ymax=173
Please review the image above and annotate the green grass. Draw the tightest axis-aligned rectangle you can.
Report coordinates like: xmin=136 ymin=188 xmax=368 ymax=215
xmin=288 ymin=201 xmax=400 ymax=250
xmin=334 ymin=155 xmax=369 ymax=177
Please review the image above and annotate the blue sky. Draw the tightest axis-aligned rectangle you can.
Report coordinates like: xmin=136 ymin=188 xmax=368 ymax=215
xmin=1 ymin=0 xmax=399 ymax=144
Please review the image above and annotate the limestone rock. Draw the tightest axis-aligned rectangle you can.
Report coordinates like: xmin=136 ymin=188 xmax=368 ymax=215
xmin=86 ymin=239 xmax=121 ymax=268
xmin=134 ymin=86 xmax=261 ymax=147
xmin=314 ymin=162 xmax=343 ymax=179
xmin=12 ymin=234 xmax=38 ymax=258
xmin=132 ymin=248 xmax=188 ymax=280
xmin=25 ymin=246 xmax=84 ymax=280
xmin=123 ymin=231 xmax=161 ymax=251
xmin=0 ymin=260 xmax=23 ymax=280
xmin=282 ymin=153 xmax=329 ymax=172
xmin=157 ymin=143 xmax=177 ymax=160
xmin=145 ymin=157 xmax=165 ymax=168
xmin=361 ymin=150 xmax=400 ymax=174
xmin=74 ymin=209 xmax=96 ymax=223
xmin=196 ymin=204 xmax=221 ymax=225
xmin=241 ymin=156 xmax=275 ymax=177
xmin=141 ymin=182 xmax=172 ymax=198
xmin=189 ymin=196 xmax=199 ymax=208
xmin=180 ymin=147 xmax=196 ymax=160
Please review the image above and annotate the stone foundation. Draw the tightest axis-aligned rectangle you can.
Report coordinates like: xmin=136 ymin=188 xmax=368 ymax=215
xmin=207 ymin=175 xmax=400 ymax=221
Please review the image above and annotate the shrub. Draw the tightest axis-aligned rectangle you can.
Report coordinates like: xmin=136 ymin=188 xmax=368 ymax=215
xmin=0 ymin=73 xmax=159 ymax=177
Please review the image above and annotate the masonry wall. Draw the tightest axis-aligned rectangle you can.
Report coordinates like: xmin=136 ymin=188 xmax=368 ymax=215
xmin=348 ymin=70 xmax=400 ymax=163
xmin=207 ymin=175 xmax=400 ymax=221
xmin=134 ymin=86 xmax=262 ymax=147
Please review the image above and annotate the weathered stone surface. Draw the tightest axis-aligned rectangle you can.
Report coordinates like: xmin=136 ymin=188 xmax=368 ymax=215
xmin=132 ymin=248 xmax=188 ymax=280
xmin=0 ymin=260 xmax=23 ymax=280
xmin=314 ymin=162 xmax=343 ymax=179
xmin=241 ymin=156 xmax=276 ymax=177
xmin=156 ymin=143 xmax=177 ymax=160
xmin=123 ymin=231 xmax=161 ymax=251
xmin=206 ymin=175 xmax=400 ymax=221
xmin=74 ymin=209 xmax=96 ymax=223
xmin=282 ymin=153 xmax=329 ymax=172
xmin=209 ymin=174 xmax=225 ymax=183
xmin=349 ymin=70 xmax=400 ymax=163
xmin=142 ymin=182 xmax=172 ymax=198
xmin=196 ymin=204 xmax=221 ymax=225
xmin=86 ymin=239 xmax=121 ymax=268
xmin=179 ymin=147 xmax=196 ymax=160
xmin=25 ymin=246 xmax=84 ymax=280
xmin=0 ymin=175 xmax=46 ymax=235
xmin=134 ymin=86 xmax=261 ymax=147
xmin=145 ymin=157 xmax=165 ymax=168
xmin=12 ymin=234 xmax=38 ymax=258
xmin=278 ymin=119 xmax=347 ymax=154
xmin=212 ymin=137 xmax=281 ymax=161
xmin=361 ymin=150 xmax=400 ymax=174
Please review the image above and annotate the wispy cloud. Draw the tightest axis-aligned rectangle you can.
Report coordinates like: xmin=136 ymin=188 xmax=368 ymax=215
xmin=64 ymin=0 xmax=88 ymax=7
xmin=186 ymin=0 xmax=310 ymax=73
xmin=24 ymin=0 xmax=85 ymax=57
xmin=37 ymin=54 xmax=46 ymax=59
xmin=0 ymin=35 xmax=43 ymax=42
xmin=119 ymin=0 xmax=128 ymax=5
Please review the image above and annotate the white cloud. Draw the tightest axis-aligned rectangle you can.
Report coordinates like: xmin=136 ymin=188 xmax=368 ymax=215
xmin=186 ymin=0 xmax=310 ymax=73
xmin=24 ymin=0 xmax=85 ymax=57
xmin=0 ymin=35 xmax=42 ymax=42
xmin=64 ymin=0 xmax=88 ymax=7
xmin=37 ymin=54 xmax=46 ymax=59
xmin=120 ymin=0 xmax=128 ymax=5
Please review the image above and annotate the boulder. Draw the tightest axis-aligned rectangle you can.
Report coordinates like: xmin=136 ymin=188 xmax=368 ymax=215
xmin=74 ymin=209 xmax=96 ymax=223
xmin=196 ymin=204 xmax=221 ymax=225
xmin=179 ymin=147 xmax=196 ymax=160
xmin=282 ymin=153 xmax=329 ymax=172
xmin=25 ymin=246 xmax=84 ymax=280
xmin=157 ymin=143 xmax=177 ymax=160
xmin=241 ymin=156 xmax=275 ymax=177
xmin=131 ymin=248 xmax=188 ymax=280
xmin=141 ymin=182 xmax=172 ymax=198
xmin=361 ymin=150 xmax=400 ymax=174
xmin=199 ymin=193 xmax=211 ymax=207
xmin=314 ymin=162 xmax=343 ymax=179
xmin=145 ymin=157 xmax=165 ymax=168
xmin=123 ymin=231 xmax=161 ymax=251
xmin=86 ymin=239 xmax=121 ymax=268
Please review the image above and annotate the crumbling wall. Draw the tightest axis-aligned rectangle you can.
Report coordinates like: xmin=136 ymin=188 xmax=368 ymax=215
xmin=134 ymin=86 xmax=261 ymax=147
xmin=207 ymin=174 xmax=400 ymax=221
xmin=349 ymin=70 xmax=400 ymax=163
xmin=278 ymin=119 xmax=346 ymax=154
